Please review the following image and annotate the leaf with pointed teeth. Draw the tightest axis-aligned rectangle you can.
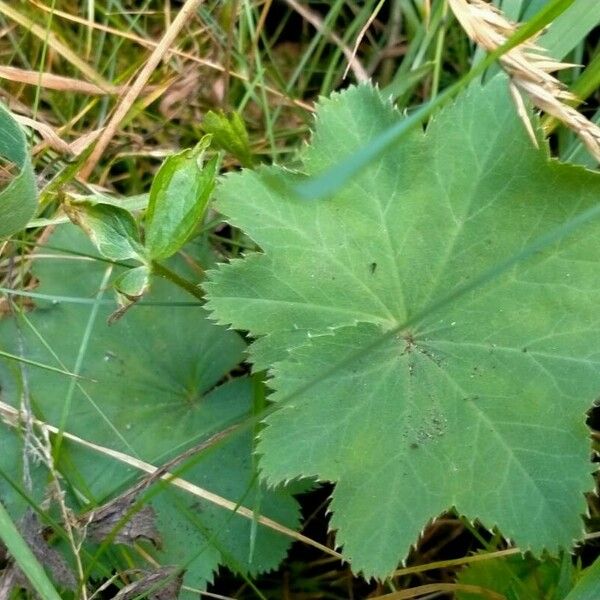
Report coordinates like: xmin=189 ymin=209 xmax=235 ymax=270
xmin=205 ymin=77 xmax=600 ymax=577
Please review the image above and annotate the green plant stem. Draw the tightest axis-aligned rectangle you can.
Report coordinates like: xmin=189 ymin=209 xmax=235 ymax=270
xmin=151 ymin=261 xmax=204 ymax=302
xmin=293 ymin=0 xmax=577 ymax=200
xmin=431 ymin=0 xmax=449 ymax=98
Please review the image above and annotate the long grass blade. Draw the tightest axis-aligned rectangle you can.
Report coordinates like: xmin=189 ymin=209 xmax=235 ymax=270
xmin=0 ymin=501 xmax=63 ymax=600
xmin=292 ymin=0 xmax=576 ymax=200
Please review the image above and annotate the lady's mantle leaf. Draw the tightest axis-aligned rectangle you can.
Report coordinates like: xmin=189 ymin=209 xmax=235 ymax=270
xmin=204 ymin=77 xmax=600 ymax=577
xmin=0 ymin=225 xmax=299 ymax=590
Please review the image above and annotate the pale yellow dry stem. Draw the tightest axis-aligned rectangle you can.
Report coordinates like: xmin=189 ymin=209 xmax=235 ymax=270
xmin=11 ymin=114 xmax=103 ymax=157
xmin=194 ymin=590 xmax=236 ymax=600
xmin=0 ymin=66 xmax=127 ymax=95
xmin=79 ymin=0 xmax=206 ymax=180
xmin=88 ymin=573 xmax=123 ymax=600
xmin=371 ymin=582 xmax=504 ymax=600
xmin=343 ymin=0 xmax=386 ymax=80
xmin=14 ymin=115 xmax=73 ymax=155
xmin=64 ymin=128 xmax=104 ymax=156
xmin=0 ymin=400 xmax=342 ymax=560
xmin=393 ymin=547 xmax=520 ymax=577
xmin=448 ymin=0 xmax=600 ymax=163
xmin=253 ymin=0 xmax=275 ymax=49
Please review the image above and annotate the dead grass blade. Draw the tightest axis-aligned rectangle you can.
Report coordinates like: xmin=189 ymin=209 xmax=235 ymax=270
xmin=0 ymin=66 xmax=123 ymax=96
xmin=0 ymin=400 xmax=341 ymax=560
xmin=283 ymin=0 xmax=368 ymax=82
xmin=78 ymin=0 xmax=205 ymax=179
xmin=29 ymin=0 xmax=313 ymax=112
xmin=371 ymin=582 xmax=505 ymax=599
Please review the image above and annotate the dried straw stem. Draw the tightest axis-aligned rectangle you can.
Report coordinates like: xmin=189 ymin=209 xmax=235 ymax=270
xmin=448 ymin=0 xmax=600 ymax=163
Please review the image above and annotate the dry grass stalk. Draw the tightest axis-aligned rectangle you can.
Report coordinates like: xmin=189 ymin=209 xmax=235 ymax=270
xmin=448 ymin=0 xmax=600 ymax=163
xmin=284 ymin=0 xmax=369 ymax=82
xmin=0 ymin=398 xmax=342 ymax=561
xmin=0 ymin=0 xmax=111 ymax=90
xmin=79 ymin=0 xmax=206 ymax=180
xmin=0 ymin=66 xmax=127 ymax=95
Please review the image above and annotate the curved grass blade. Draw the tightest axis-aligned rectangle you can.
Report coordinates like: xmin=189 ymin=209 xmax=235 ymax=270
xmin=291 ymin=0 xmax=575 ymax=200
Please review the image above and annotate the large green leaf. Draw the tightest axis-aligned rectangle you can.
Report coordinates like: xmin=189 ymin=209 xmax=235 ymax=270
xmin=0 ymin=102 xmax=37 ymax=238
xmin=0 ymin=225 xmax=299 ymax=591
xmin=204 ymin=77 xmax=600 ymax=577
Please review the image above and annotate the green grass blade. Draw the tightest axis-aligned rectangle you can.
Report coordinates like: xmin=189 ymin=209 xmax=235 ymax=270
xmin=540 ymin=0 xmax=600 ymax=59
xmin=0 ymin=501 xmax=62 ymax=600
xmin=291 ymin=0 xmax=575 ymax=200
xmin=0 ymin=348 xmax=86 ymax=379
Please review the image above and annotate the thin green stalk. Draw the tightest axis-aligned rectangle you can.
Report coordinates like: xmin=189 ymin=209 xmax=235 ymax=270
xmin=54 ymin=265 xmax=112 ymax=460
xmin=431 ymin=0 xmax=449 ymax=98
xmin=151 ymin=261 xmax=204 ymax=302
xmin=0 ymin=348 xmax=83 ymax=379
xmin=241 ymin=0 xmax=277 ymax=158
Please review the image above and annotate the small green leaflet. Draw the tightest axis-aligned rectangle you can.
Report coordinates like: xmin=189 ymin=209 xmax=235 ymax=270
xmin=205 ymin=76 xmax=600 ymax=577
xmin=0 ymin=102 xmax=37 ymax=238
xmin=145 ymin=136 xmax=218 ymax=260
xmin=65 ymin=201 xmax=146 ymax=262
xmin=203 ymin=110 xmax=254 ymax=167
xmin=113 ymin=265 xmax=150 ymax=299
